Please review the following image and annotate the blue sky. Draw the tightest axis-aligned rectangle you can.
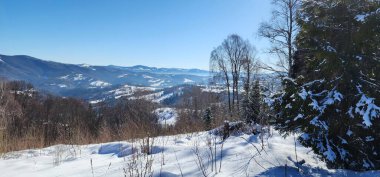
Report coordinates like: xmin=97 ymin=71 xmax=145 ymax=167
xmin=0 ymin=0 xmax=273 ymax=70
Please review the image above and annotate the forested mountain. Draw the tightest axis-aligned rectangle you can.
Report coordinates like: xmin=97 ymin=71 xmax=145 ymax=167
xmin=0 ymin=54 xmax=209 ymax=97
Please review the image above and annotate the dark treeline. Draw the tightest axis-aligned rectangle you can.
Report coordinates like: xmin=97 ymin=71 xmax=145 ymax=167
xmin=0 ymin=80 xmax=231 ymax=153
xmin=0 ymin=80 xmax=162 ymax=153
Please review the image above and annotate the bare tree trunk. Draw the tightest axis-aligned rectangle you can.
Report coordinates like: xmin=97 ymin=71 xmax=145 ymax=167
xmin=246 ymin=61 xmax=251 ymax=94
xmin=226 ymin=76 xmax=232 ymax=113
xmin=231 ymin=73 xmax=236 ymax=112
xmin=294 ymin=135 xmax=299 ymax=172
xmin=288 ymin=0 xmax=294 ymax=77
xmin=236 ymin=78 xmax=239 ymax=111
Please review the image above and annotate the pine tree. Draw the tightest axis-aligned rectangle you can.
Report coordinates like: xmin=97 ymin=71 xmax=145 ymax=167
xmin=203 ymin=107 xmax=213 ymax=131
xmin=240 ymin=82 xmax=251 ymax=123
xmin=250 ymin=80 xmax=261 ymax=124
xmin=273 ymin=0 xmax=380 ymax=170
xmin=241 ymin=80 xmax=261 ymax=124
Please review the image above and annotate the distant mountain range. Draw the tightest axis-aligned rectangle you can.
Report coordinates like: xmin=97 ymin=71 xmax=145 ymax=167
xmin=0 ymin=54 xmax=210 ymax=100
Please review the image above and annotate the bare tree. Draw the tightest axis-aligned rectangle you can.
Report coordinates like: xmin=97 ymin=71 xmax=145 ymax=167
xmin=210 ymin=34 xmax=255 ymax=113
xmin=258 ymin=0 xmax=300 ymax=77
xmin=210 ymin=47 xmax=231 ymax=112
xmin=223 ymin=35 xmax=248 ymax=111
xmin=242 ymin=45 xmax=259 ymax=95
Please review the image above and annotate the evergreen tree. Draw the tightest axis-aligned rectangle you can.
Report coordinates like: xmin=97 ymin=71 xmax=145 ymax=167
xmin=250 ymin=80 xmax=261 ymax=124
xmin=241 ymin=80 xmax=261 ymax=124
xmin=273 ymin=0 xmax=380 ymax=170
xmin=240 ymin=82 xmax=251 ymax=123
xmin=203 ymin=107 xmax=213 ymax=131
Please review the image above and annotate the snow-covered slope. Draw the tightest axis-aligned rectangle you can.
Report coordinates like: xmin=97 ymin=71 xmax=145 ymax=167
xmin=0 ymin=129 xmax=378 ymax=177
xmin=154 ymin=107 xmax=178 ymax=126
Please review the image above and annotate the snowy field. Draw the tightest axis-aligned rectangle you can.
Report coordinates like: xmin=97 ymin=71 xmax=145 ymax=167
xmin=0 ymin=129 xmax=379 ymax=177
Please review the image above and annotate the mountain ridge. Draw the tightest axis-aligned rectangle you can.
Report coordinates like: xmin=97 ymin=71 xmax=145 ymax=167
xmin=0 ymin=54 xmax=209 ymax=99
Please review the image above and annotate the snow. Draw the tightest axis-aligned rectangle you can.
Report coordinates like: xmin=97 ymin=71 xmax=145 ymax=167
xmin=89 ymin=99 xmax=104 ymax=104
xmin=80 ymin=64 xmax=96 ymax=71
xmin=355 ymin=94 xmax=380 ymax=127
xmin=117 ymin=74 xmax=128 ymax=78
xmin=154 ymin=107 xmax=178 ymax=126
xmin=98 ymin=143 xmax=134 ymax=157
xmin=183 ymin=78 xmax=194 ymax=83
xmin=347 ymin=106 xmax=355 ymax=118
xmin=110 ymin=85 xmax=135 ymax=97
xmin=1 ymin=129 xmax=378 ymax=177
xmin=294 ymin=114 xmax=304 ymax=121
xmin=298 ymin=87 xmax=344 ymax=126
xmin=58 ymin=84 xmax=67 ymax=88
xmin=300 ymin=133 xmax=310 ymax=141
xmin=0 ymin=57 xmax=4 ymax=63
xmin=59 ymin=75 xmax=70 ymax=80
xmin=355 ymin=14 xmax=368 ymax=22
xmin=201 ymin=87 xmax=224 ymax=93
xmin=323 ymin=90 xmax=343 ymax=105
xmin=333 ymin=91 xmax=343 ymax=102
xmin=153 ymin=93 xmax=174 ymax=103
xmin=133 ymin=91 xmax=163 ymax=100
xmin=355 ymin=8 xmax=380 ymax=22
xmin=298 ymin=83 xmax=378 ymax=128
xmin=323 ymin=136 xmax=336 ymax=162
xmin=365 ymin=136 xmax=374 ymax=142
xmin=150 ymin=80 xmax=165 ymax=87
xmin=136 ymin=67 xmax=151 ymax=71
xmin=147 ymin=78 xmax=168 ymax=87
xmin=143 ymin=75 xmax=154 ymax=79
xmin=129 ymin=91 xmax=175 ymax=103
xmin=346 ymin=130 xmax=353 ymax=137
xmin=299 ymin=88 xmax=308 ymax=100
xmin=148 ymin=79 xmax=160 ymax=83
xmin=109 ymin=85 xmax=156 ymax=99
xmin=10 ymin=89 xmax=36 ymax=97
xmin=90 ymin=81 xmax=111 ymax=88
xmin=326 ymin=45 xmax=336 ymax=52
xmin=73 ymin=74 xmax=86 ymax=81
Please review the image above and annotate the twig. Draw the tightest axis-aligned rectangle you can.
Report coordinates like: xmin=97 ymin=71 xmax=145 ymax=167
xmin=90 ymin=158 xmax=94 ymax=177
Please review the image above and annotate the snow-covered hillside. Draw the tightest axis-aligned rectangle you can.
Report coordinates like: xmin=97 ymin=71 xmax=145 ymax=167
xmin=0 ymin=129 xmax=378 ymax=177
xmin=154 ymin=107 xmax=178 ymax=126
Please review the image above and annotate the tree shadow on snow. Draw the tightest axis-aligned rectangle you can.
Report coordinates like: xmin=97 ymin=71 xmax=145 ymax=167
xmin=256 ymin=165 xmax=379 ymax=177
xmin=256 ymin=165 xmax=331 ymax=177
xmin=153 ymin=171 xmax=179 ymax=177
